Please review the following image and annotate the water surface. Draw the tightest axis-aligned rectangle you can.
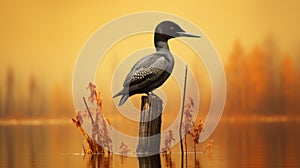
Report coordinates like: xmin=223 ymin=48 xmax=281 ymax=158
xmin=0 ymin=121 xmax=299 ymax=167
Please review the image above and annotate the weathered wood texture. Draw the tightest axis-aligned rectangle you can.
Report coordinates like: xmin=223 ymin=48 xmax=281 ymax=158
xmin=137 ymin=95 xmax=163 ymax=167
xmin=138 ymin=155 xmax=161 ymax=168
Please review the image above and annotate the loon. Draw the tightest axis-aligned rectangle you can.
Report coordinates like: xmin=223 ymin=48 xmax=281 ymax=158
xmin=113 ymin=21 xmax=200 ymax=106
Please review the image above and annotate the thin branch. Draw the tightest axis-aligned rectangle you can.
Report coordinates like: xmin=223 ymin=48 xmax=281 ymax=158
xmin=83 ymin=96 xmax=94 ymax=124
xmin=180 ymin=65 xmax=188 ymax=168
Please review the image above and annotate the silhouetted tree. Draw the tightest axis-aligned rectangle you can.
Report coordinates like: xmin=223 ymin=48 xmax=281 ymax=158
xmin=247 ymin=46 xmax=272 ymax=114
xmin=262 ymin=35 xmax=281 ymax=114
xmin=0 ymin=81 xmax=2 ymax=117
xmin=5 ymin=68 xmax=15 ymax=117
xmin=226 ymin=41 xmax=247 ymax=114
xmin=28 ymin=73 xmax=37 ymax=117
xmin=280 ymin=55 xmax=298 ymax=114
xmin=38 ymin=88 xmax=47 ymax=117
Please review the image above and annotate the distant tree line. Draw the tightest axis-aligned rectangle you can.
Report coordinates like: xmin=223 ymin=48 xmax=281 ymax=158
xmin=226 ymin=40 xmax=299 ymax=116
xmin=0 ymin=38 xmax=299 ymax=118
xmin=0 ymin=68 xmax=73 ymax=118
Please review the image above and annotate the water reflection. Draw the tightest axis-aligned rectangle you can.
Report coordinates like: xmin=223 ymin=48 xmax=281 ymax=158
xmin=138 ymin=154 xmax=161 ymax=168
xmin=219 ymin=122 xmax=300 ymax=167
xmin=84 ymin=154 xmax=113 ymax=168
xmin=162 ymin=153 xmax=175 ymax=167
xmin=0 ymin=124 xmax=84 ymax=168
xmin=0 ymin=122 xmax=300 ymax=167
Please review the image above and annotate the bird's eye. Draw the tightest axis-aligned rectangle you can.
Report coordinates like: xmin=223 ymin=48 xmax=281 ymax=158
xmin=170 ymin=26 xmax=175 ymax=31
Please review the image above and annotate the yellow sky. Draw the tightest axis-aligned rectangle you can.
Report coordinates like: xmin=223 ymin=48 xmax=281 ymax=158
xmin=1 ymin=0 xmax=300 ymax=88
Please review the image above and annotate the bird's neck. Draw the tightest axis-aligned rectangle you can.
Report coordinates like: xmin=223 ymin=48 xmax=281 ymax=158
xmin=154 ymin=33 xmax=170 ymax=51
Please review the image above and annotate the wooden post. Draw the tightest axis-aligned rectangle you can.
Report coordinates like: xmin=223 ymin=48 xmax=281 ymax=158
xmin=137 ymin=94 xmax=163 ymax=167
xmin=138 ymin=155 xmax=161 ymax=168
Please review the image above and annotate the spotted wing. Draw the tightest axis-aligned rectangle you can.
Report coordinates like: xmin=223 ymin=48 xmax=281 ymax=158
xmin=123 ymin=53 xmax=168 ymax=87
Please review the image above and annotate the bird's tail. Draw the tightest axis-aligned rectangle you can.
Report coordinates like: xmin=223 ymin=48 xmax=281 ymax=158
xmin=119 ymin=94 xmax=129 ymax=106
xmin=113 ymin=89 xmax=124 ymax=98
xmin=113 ymin=88 xmax=129 ymax=106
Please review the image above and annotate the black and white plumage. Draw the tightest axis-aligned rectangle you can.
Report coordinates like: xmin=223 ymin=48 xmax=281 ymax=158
xmin=113 ymin=21 xmax=200 ymax=106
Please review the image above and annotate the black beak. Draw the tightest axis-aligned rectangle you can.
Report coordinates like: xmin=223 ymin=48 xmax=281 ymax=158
xmin=177 ymin=31 xmax=201 ymax=38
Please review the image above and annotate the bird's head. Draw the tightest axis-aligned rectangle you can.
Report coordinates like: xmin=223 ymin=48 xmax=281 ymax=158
xmin=155 ymin=21 xmax=200 ymax=40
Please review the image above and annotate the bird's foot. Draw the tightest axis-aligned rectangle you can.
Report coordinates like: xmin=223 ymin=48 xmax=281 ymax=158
xmin=147 ymin=91 xmax=157 ymax=97
xmin=147 ymin=91 xmax=153 ymax=95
